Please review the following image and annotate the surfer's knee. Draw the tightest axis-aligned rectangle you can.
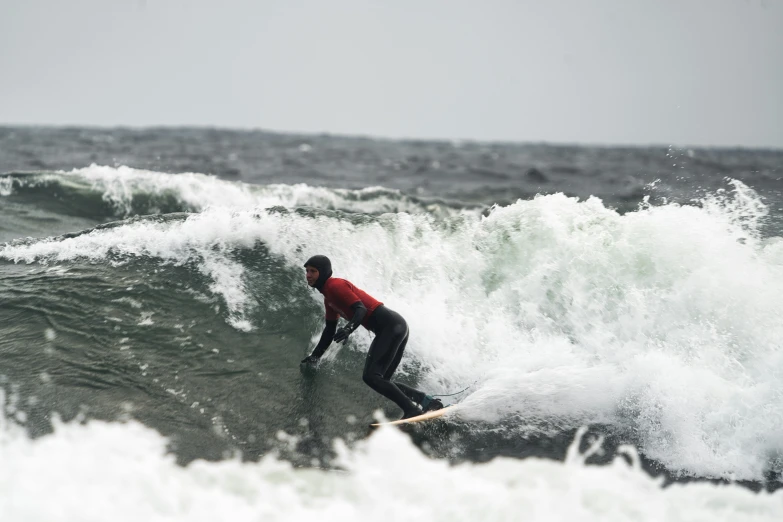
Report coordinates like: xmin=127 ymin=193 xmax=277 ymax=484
xmin=362 ymin=372 xmax=374 ymax=387
xmin=362 ymin=371 xmax=382 ymax=389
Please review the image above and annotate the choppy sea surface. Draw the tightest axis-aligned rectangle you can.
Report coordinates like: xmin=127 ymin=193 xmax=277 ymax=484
xmin=1 ymin=126 xmax=783 ymax=520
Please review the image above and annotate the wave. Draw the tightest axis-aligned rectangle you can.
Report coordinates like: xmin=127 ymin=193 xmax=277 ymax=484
xmin=0 ymin=165 xmax=476 ymax=219
xmin=2 ymin=178 xmax=781 ymax=480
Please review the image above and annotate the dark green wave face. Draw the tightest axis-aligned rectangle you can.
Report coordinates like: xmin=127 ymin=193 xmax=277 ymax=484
xmin=0 ymin=252 xmax=355 ymax=465
xmin=2 ymin=147 xmax=783 ymax=487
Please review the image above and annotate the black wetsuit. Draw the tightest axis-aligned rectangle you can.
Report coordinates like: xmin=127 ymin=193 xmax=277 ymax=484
xmin=303 ymin=255 xmax=439 ymax=418
xmin=364 ymin=304 xmax=428 ymax=416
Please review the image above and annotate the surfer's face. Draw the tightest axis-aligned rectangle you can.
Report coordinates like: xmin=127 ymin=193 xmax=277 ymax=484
xmin=305 ymin=266 xmax=320 ymax=287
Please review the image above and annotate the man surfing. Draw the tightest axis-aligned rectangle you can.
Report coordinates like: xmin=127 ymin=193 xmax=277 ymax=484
xmin=300 ymin=255 xmax=443 ymax=420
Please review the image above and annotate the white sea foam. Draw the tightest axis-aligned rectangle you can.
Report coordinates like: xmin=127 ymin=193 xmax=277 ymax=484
xmin=1 ymin=180 xmax=782 ymax=481
xmin=0 ymin=175 xmax=12 ymax=196
xmin=0 ymin=409 xmax=781 ymax=522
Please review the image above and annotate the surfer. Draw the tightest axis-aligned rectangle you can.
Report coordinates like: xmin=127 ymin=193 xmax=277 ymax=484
xmin=300 ymin=255 xmax=443 ymax=420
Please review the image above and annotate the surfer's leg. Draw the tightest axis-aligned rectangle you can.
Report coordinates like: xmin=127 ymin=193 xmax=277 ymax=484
xmin=383 ymin=328 xmax=444 ymax=412
xmin=362 ymin=321 xmax=419 ymax=417
xmin=383 ymin=332 xmax=424 ymax=401
xmin=382 ymin=328 xmax=407 ymax=380
xmin=395 ymin=382 xmax=425 ymax=403
xmin=384 ymin=332 xmax=427 ymax=404
xmin=395 ymin=382 xmax=444 ymax=412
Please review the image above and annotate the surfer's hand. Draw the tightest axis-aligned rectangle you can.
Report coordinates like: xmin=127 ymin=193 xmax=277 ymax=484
xmin=300 ymin=354 xmax=320 ymax=365
xmin=333 ymin=326 xmax=353 ymax=343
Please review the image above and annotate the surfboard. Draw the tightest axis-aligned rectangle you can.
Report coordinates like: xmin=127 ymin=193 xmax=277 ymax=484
xmin=370 ymin=404 xmax=457 ymax=427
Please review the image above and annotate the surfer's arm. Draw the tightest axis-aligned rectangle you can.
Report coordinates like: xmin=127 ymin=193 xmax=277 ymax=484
xmin=309 ymin=319 xmax=338 ymax=359
xmin=333 ymin=301 xmax=366 ymax=343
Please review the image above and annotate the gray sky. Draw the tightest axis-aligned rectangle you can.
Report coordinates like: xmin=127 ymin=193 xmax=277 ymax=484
xmin=1 ymin=0 xmax=781 ymax=147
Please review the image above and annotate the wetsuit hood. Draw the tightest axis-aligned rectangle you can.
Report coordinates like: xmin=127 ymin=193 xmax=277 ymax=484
xmin=304 ymin=255 xmax=332 ymax=292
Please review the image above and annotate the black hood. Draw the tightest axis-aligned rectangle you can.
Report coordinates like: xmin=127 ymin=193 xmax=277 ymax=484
xmin=304 ymin=255 xmax=332 ymax=292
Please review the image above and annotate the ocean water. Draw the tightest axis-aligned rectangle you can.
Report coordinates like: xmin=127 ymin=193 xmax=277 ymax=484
xmin=1 ymin=127 xmax=783 ymax=520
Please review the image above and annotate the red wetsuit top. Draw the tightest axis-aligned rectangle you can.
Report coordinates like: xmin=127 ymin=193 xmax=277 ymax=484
xmin=322 ymin=278 xmax=382 ymax=329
